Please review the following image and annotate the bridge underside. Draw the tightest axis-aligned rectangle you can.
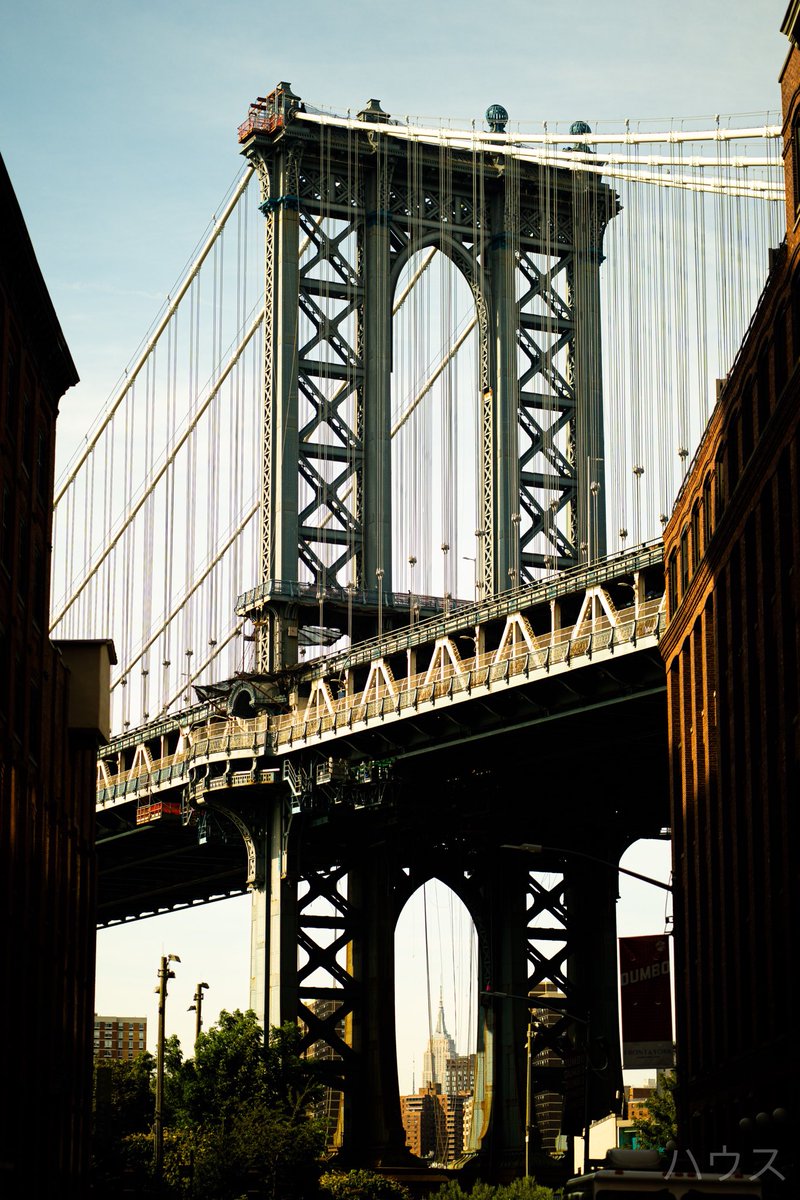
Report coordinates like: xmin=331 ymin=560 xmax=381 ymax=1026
xmin=96 ymin=642 xmax=667 ymax=1184
xmin=97 ymin=645 xmax=667 ymax=925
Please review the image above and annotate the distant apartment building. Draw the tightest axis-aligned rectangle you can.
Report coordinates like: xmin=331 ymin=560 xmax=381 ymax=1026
xmin=624 ymin=1083 xmax=656 ymax=1123
xmin=301 ymin=997 xmax=346 ymax=1147
xmin=400 ymin=1082 xmax=471 ymax=1163
xmin=445 ymin=1052 xmax=475 ymax=1096
xmin=530 ymin=981 xmax=566 ymax=1157
xmin=94 ymin=1015 xmax=147 ymax=1061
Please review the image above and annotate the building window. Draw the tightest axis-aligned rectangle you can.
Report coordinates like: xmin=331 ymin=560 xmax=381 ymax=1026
xmin=726 ymin=410 xmax=740 ymax=493
xmin=691 ymin=502 xmax=701 ymax=571
xmin=792 ymin=276 xmax=800 ymax=362
xmin=5 ymin=344 xmax=18 ymax=434
xmin=21 ymin=388 xmax=33 ymax=472
xmin=740 ymin=381 xmax=754 ymax=465
xmin=703 ymin=474 xmax=713 ymax=547
xmin=680 ymin=526 xmax=690 ymax=595
xmin=32 ymin=545 xmax=44 ymax=630
xmin=775 ymin=308 xmax=788 ymax=397
xmin=1 ymin=486 xmax=12 ymax=573
xmin=17 ymin=517 xmax=28 ymax=603
xmin=757 ymin=347 xmax=771 ymax=436
xmin=36 ymin=430 xmax=49 ymax=505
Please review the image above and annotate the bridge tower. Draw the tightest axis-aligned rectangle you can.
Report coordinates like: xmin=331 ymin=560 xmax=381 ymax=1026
xmin=237 ymin=85 xmax=616 ymax=673
xmin=228 ymin=84 xmax=624 ymax=1181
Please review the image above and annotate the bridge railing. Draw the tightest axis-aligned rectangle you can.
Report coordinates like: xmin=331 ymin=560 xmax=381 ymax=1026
xmin=306 ymin=540 xmax=664 ymax=679
xmin=97 ymin=587 xmax=665 ymax=799
xmin=270 ymin=596 xmax=664 ymax=748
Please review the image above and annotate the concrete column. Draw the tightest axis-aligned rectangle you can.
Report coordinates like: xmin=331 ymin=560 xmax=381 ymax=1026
xmin=341 ymin=849 xmax=411 ymax=1166
xmin=249 ymin=798 xmax=297 ymax=1030
xmin=362 ymin=164 xmax=393 ymax=592
xmin=472 ymin=854 xmax=529 ymax=1176
xmin=570 ymin=185 xmax=607 ymax=563
xmin=255 ymin=148 xmax=301 ymax=673
xmin=268 ymin=153 xmax=301 ymax=586
xmin=489 ymin=187 xmax=519 ymax=594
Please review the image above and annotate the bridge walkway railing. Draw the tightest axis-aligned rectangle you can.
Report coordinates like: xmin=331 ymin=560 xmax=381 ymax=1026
xmin=96 ymin=594 xmax=664 ymax=801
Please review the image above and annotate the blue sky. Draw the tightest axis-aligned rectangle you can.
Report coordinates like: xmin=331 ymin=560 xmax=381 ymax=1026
xmin=0 ymin=0 xmax=784 ymax=1093
xmin=1 ymin=0 xmax=785 ymax=450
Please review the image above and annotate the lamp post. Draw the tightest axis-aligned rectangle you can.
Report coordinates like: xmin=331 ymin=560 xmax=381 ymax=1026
xmin=475 ymin=528 xmax=485 ymax=601
xmin=154 ymin=953 xmax=180 ymax=1185
xmin=187 ymin=981 xmax=210 ymax=1047
xmin=511 ymin=511 xmax=521 ymax=584
xmin=408 ymin=555 xmax=417 ymax=626
xmin=463 ymin=555 xmax=478 ymax=601
xmin=441 ymin=543 xmax=450 ymax=613
xmin=375 ymin=567 xmax=384 ymax=650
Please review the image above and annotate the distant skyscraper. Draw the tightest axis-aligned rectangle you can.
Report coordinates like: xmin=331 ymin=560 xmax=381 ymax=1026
xmin=402 ymin=995 xmax=476 ymax=1163
xmin=422 ymin=993 xmax=456 ymax=1089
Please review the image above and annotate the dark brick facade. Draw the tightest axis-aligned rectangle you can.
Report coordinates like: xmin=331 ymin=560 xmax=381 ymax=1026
xmin=0 ymin=152 xmax=112 ymax=1199
xmin=660 ymin=10 xmax=800 ymax=1186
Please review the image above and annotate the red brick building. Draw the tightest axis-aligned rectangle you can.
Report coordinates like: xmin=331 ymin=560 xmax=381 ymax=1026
xmin=660 ymin=9 xmax=800 ymax=1185
xmin=0 ymin=153 xmax=114 ymax=1198
xmin=94 ymin=1014 xmax=148 ymax=1061
xmin=400 ymin=1082 xmax=471 ymax=1164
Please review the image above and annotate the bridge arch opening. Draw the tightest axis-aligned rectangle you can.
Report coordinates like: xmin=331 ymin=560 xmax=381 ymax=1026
xmin=394 ymin=877 xmax=479 ymax=1163
xmin=391 ymin=246 xmax=481 ymax=605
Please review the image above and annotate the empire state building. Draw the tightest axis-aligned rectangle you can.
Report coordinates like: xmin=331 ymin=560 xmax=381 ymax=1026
xmin=422 ymin=995 xmax=456 ymax=1089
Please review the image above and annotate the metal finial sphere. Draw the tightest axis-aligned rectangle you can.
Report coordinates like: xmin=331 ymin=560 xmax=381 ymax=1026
xmin=486 ymin=103 xmax=509 ymax=133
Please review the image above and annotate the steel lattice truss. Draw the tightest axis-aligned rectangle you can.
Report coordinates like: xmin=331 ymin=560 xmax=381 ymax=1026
xmin=242 ymin=91 xmax=615 ymax=624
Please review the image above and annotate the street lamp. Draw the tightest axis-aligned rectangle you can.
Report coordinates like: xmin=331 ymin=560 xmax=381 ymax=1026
xmin=500 ymin=842 xmax=673 ymax=892
xmin=441 ymin=543 xmax=450 ymax=613
xmin=375 ymin=567 xmax=384 ymax=650
xmin=154 ymin=953 xmax=180 ymax=1183
xmin=408 ymin=555 xmax=417 ymax=627
xmin=463 ymin=555 xmax=478 ymax=601
xmin=187 ymin=981 xmax=210 ymax=1047
xmin=511 ymin=512 xmax=521 ymax=585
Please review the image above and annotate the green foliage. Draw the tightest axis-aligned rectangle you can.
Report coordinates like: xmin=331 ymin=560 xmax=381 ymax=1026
xmin=427 ymin=1180 xmax=553 ymax=1200
xmin=320 ymin=1167 xmax=412 ymax=1200
xmin=631 ymin=1070 xmax=678 ymax=1151
xmin=92 ymin=1052 xmax=156 ymax=1190
xmin=91 ymin=1012 xmax=327 ymax=1200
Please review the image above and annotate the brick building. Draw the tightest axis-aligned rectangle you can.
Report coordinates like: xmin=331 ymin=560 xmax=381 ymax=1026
xmin=660 ymin=8 xmax=800 ymax=1184
xmin=400 ymin=1082 xmax=471 ymax=1164
xmin=94 ymin=1014 xmax=148 ymax=1061
xmin=0 ymin=152 xmax=114 ymax=1198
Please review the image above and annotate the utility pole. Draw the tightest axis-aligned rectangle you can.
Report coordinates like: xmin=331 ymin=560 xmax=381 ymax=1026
xmin=154 ymin=953 xmax=180 ymax=1186
xmin=188 ymin=981 xmax=210 ymax=1047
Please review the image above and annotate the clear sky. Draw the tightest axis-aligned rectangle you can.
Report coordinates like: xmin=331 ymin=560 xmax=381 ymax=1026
xmin=0 ymin=0 xmax=784 ymax=1097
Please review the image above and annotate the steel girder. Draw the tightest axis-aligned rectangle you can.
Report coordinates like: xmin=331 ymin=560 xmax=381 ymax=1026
xmin=239 ymin=92 xmax=616 ymax=669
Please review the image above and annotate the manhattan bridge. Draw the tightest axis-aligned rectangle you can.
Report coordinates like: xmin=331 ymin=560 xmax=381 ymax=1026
xmin=50 ymin=85 xmax=782 ymax=1178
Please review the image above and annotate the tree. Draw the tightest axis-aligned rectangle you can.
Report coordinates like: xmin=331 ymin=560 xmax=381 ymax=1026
xmin=92 ymin=1051 xmax=156 ymax=1192
xmin=92 ymin=1013 xmax=327 ymax=1199
xmin=631 ymin=1070 xmax=678 ymax=1151
xmin=167 ymin=1011 xmax=326 ymax=1200
xmin=428 ymin=1181 xmax=553 ymax=1200
xmin=319 ymin=1168 xmax=412 ymax=1200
